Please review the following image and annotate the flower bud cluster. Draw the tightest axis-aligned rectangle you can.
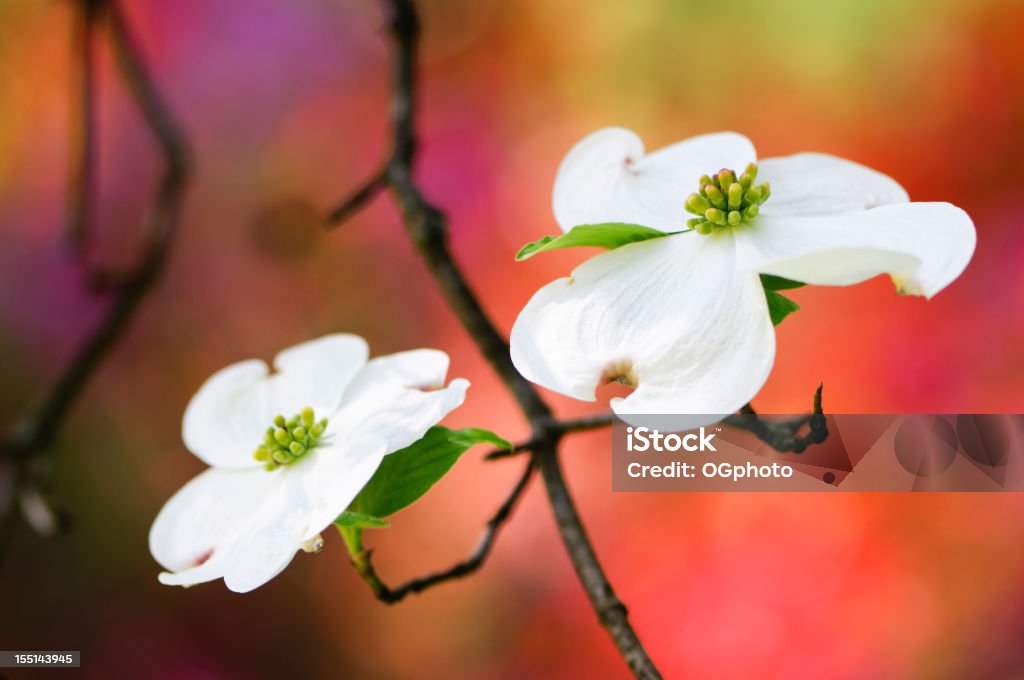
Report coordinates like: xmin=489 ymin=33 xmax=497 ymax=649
xmin=684 ymin=162 xmax=770 ymax=234
xmin=253 ymin=406 xmax=327 ymax=471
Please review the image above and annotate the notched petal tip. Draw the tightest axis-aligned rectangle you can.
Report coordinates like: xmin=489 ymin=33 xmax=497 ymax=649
xmin=892 ymin=275 xmax=927 ymax=298
xmin=600 ymin=359 xmax=637 ymax=388
xmin=301 ymin=534 xmax=325 ymax=553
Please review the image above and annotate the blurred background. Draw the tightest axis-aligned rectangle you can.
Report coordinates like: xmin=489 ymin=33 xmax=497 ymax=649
xmin=2 ymin=0 xmax=1024 ymax=677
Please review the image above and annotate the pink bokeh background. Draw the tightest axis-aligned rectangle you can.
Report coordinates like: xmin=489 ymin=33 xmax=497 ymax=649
xmin=2 ymin=1 xmax=1024 ymax=677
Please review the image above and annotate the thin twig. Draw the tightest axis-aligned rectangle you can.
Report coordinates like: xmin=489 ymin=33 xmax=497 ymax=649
xmin=489 ymin=386 xmax=830 ymax=462
xmin=326 ymin=168 xmax=388 ymax=224
xmin=486 ymin=413 xmax=615 ymax=461
xmin=5 ymin=1 xmax=188 ymax=457
xmin=65 ymin=0 xmax=100 ymax=254
xmin=723 ymin=384 xmax=828 ymax=453
xmin=347 ymin=459 xmax=534 ymax=602
xmin=0 ymin=461 xmax=20 ymax=568
xmin=326 ymin=1 xmax=662 ymax=676
xmin=0 ymin=0 xmax=189 ymax=560
xmin=552 ymin=412 xmax=616 ymax=434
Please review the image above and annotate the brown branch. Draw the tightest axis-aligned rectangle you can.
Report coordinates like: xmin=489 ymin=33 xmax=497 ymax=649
xmin=0 ymin=461 xmax=21 ymax=567
xmin=326 ymin=168 xmax=388 ymax=224
xmin=347 ymin=459 xmax=534 ymax=603
xmin=486 ymin=413 xmax=615 ymax=461
xmin=325 ymin=1 xmax=661 ymax=676
xmin=489 ymin=384 xmax=829 ymax=462
xmin=64 ymin=0 xmax=100 ymax=254
xmin=723 ymin=384 xmax=828 ymax=453
xmin=4 ymin=0 xmax=188 ymax=455
xmin=0 ymin=0 xmax=190 ymax=559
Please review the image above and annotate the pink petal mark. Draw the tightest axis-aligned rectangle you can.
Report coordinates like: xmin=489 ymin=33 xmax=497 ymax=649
xmin=192 ymin=547 xmax=214 ymax=567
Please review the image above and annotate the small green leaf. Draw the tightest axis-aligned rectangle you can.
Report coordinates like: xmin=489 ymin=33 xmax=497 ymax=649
xmin=350 ymin=426 xmax=511 ymax=519
xmin=515 ymin=223 xmax=678 ymax=261
xmin=760 ymin=274 xmax=805 ymax=325
xmin=448 ymin=427 xmax=513 ymax=451
xmin=333 ymin=510 xmax=389 ymax=529
xmin=765 ymin=289 xmax=801 ymax=326
xmin=760 ymin=274 xmax=806 ymax=291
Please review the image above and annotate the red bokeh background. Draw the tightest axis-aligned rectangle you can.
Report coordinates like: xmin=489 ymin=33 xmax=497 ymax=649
xmin=2 ymin=1 xmax=1024 ymax=678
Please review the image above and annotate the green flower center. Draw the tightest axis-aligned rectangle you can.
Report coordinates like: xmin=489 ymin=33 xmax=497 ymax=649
xmin=684 ymin=162 xmax=771 ymax=235
xmin=253 ymin=406 xmax=328 ymax=471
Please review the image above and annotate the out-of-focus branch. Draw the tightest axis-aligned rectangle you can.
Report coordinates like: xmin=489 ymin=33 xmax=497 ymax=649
xmin=0 ymin=0 xmax=190 ymax=562
xmin=325 ymin=1 xmax=662 ymax=677
xmin=326 ymin=169 xmax=388 ymax=225
xmin=346 ymin=459 xmax=534 ymax=603
xmin=6 ymin=0 xmax=189 ymax=457
xmin=65 ymin=0 xmax=100 ymax=253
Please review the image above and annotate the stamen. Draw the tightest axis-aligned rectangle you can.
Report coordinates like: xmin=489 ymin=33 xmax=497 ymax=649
xmin=684 ymin=162 xmax=770 ymax=234
xmin=254 ymin=405 xmax=328 ymax=471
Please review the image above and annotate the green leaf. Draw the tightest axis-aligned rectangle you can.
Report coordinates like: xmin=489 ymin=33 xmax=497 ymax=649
xmin=350 ymin=426 xmax=511 ymax=519
xmin=765 ymin=290 xmax=801 ymax=326
xmin=760 ymin=274 xmax=806 ymax=291
xmin=333 ymin=510 xmax=389 ymax=529
xmin=515 ymin=223 xmax=677 ymax=261
xmin=760 ymin=274 xmax=806 ymax=325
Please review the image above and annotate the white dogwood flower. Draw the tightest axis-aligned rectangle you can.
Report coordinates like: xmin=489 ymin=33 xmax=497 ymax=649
xmin=511 ymin=127 xmax=975 ymax=420
xmin=149 ymin=334 xmax=468 ymax=593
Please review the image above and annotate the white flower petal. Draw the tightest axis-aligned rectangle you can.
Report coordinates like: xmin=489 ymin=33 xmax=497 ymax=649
xmin=158 ymin=552 xmax=233 ymax=588
xmin=510 ymin=233 xmax=776 ymax=419
xmin=219 ymin=435 xmax=387 ymax=593
xmin=215 ymin=463 xmax=313 ymax=593
xmin=152 ymin=437 xmax=386 ymax=592
xmin=183 ymin=335 xmax=370 ymax=469
xmin=296 ymin=434 xmax=388 ymax=542
xmin=552 ymin=127 xmax=757 ymax=233
xmin=758 ymin=153 xmax=909 ymax=217
xmin=221 ymin=510 xmax=307 ymax=594
xmin=734 ymin=203 xmax=976 ymax=298
xmin=182 ymin=360 xmax=297 ymax=469
xmin=335 ymin=350 xmax=469 ymax=452
xmin=149 ymin=466 xmax=284 ymax=585
xmin=347 ymin=349 xmax=451 ymax=390
xmin=159 ymin=337 xmax=472 ymax=592
xmin=273 ymin=333 xmax=369 ymax=415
